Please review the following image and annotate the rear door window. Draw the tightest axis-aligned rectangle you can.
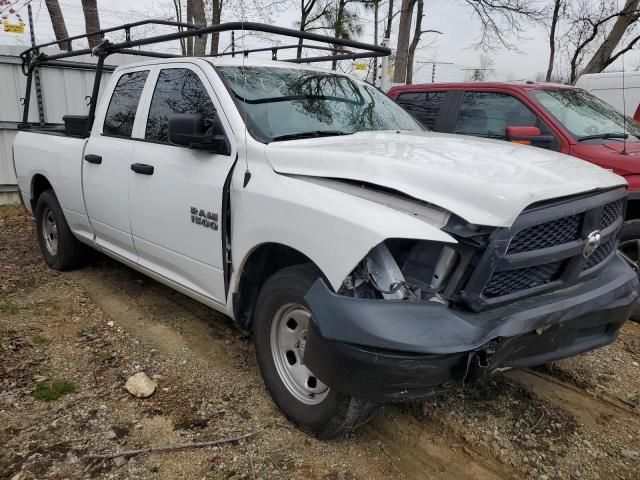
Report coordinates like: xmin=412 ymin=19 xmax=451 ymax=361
xmin=454 ymin=91 xmax=537 ymax=139
xmin=145 ymin=68 xmax=217 ymax=143
xmin=395 ymin=91 xmax=446 ymax=129
xmin=103 ymin=70 xmax=149 ymax=137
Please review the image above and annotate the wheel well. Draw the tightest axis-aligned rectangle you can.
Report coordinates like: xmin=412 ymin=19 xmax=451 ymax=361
xmin=233 ymin=243 xmax=315 ymax=330
xmin=31 ymin=174 xmax=53 ymax=210
xmin=627 ymin=199 xmax=640 ymax=222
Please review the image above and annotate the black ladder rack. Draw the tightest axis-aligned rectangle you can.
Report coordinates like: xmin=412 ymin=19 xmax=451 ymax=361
xmin=19 ymin=20 xmax=391 ymax=133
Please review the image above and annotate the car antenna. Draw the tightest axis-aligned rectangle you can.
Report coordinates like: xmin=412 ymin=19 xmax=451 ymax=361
xmin=240 ymin=18 xmax=252 ymax=187
xmin=620 ymin=0 xmax=629 ymax=155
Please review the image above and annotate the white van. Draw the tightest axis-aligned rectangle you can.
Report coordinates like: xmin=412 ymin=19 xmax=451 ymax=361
xmin=576 ymin=71 xmax=640 ymax=120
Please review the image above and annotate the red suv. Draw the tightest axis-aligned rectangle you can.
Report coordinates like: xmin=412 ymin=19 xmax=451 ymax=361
xmin=388 ymin=82 xmax=640 ymax=270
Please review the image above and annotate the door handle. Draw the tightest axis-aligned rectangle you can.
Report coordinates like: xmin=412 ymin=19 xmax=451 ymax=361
xmin=130 ymin=163 xmax=154 ymax=175
xmin=84 ymin=154 xmax=102 ymax=164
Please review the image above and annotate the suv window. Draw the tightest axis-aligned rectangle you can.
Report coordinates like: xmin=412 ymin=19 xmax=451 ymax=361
xmin=395 ymin=91 xmax=445 ymax=129
xmin=145 ymin=68 xmax=216 ymax=143
xmin=455 ymin=92 xmax=537 ymax=139
xmin=103 ymin=70 xmax=149 ymax=137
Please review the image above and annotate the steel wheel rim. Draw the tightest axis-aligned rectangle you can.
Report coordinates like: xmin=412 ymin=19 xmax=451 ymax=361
xmin=270 ymin=302 xmax=329 ymax=405
xmin=41 ymin=207 xmax=58 ymax=256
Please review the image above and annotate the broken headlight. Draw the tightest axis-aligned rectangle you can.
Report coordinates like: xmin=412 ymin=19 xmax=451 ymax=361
xmin=339 ymin=240 xmax=460 ymax=303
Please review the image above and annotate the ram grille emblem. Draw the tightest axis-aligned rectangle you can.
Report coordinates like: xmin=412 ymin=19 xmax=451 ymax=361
xmin=582 ymin=230 xmax=601 ymax=259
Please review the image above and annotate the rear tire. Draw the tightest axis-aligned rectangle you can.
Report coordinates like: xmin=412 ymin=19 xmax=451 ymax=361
xmin=253 ymin=264 xmax=375 ymax=438
xmin=619 ymin=220 xmax=640 ymax=322
xmin=35 ymin=190 xmax=86 ymax=271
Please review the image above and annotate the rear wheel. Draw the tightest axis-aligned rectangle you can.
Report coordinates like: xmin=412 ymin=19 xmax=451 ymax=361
xmin=619 ymin=220 xmax=640 ymax=322
xmin=35 ymin=190 xmax=87 ymax=270
xmin=253 ymin=264 xmax=375 ymax=438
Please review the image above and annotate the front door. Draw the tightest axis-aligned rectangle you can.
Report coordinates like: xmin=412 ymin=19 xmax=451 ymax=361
xmin=128 ymin=64 xmax=236 ymax=305
xmin=83 ymin=69 xmax=149 ymax=262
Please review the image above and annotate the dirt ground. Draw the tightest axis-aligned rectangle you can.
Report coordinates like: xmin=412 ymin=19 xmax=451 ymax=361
xmin=1 ymin=203 xmax=640 ymax=480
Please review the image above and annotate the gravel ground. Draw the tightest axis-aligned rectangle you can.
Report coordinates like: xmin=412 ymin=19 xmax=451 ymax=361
xmin=1 ymin=203 xmax=640 ymax=480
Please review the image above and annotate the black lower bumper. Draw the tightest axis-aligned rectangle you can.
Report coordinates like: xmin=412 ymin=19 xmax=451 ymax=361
xmin=303 ymin=255 xmax=639 ymax=402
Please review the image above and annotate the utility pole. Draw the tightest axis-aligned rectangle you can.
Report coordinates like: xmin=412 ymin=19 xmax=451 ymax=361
xmin=27 ymin=1 xmax=46 ymax=126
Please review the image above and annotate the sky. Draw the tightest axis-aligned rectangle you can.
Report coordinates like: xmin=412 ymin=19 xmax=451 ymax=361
xmin=0 ymin=0 xmax=636 ymax=84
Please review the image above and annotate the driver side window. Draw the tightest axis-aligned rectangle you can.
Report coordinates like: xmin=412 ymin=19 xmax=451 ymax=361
xmin=145 ymin=68 xmax=217 ymax=143
xmin=455 ymin=92 xmax=537 ymax=139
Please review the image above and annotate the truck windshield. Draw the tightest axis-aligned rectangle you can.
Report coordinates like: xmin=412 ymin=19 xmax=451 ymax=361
xmin=215 ymin=66 xmax=423 ymax=142
xmin=529 ymin=88 xmax=640 ymax=142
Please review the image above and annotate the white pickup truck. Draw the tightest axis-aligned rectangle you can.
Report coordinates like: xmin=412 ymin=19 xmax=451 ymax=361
xmin=13 ymin=54 xmax=640 ymax=438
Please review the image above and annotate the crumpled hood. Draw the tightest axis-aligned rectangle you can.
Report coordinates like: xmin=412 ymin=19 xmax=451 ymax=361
xmin=265 ymin=131 xmax=626 ymax=227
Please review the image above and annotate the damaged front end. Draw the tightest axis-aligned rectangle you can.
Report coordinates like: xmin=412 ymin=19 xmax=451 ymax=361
xmin=301 ymin=188 xmax=640 ymax=402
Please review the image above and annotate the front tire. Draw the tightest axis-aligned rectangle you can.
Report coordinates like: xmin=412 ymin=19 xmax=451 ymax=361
xmin=35 ymin=190 xmax=86 ymax=270
xmin=619 ymin=220 xmax=640 ymax=322
xmin=253 ymin=264 xmax=375 ymax=438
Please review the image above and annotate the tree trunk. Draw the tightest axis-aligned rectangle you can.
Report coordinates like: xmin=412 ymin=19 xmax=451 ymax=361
xmin=331 ymin=0 xmax=347 ymax=70
xmin=582 ymin=0 xmax=640 ymax=75
xmin=406 ymin=0 xmax=423 ymax=85
xmin=81 ymin=0 xmax=101 ymax=48
xmin=186 ymin=0 xmax=194 ymax=55
xmin=545 ymin=0 xmax=561 ymax=82
xmin=190 ymin=0 xmax=207 ymax=56
xmin=44 ymin=0 xmax=69 ymax=50
xmin=384 ymin=0 xmax=394 ymax=39
xmin=297 ymin=0 xmax=308 ymax=59
xmin=393 ymin=0 xmax=413 ymax=83
xmin=210 ymin=0 xmax=222 ymax=55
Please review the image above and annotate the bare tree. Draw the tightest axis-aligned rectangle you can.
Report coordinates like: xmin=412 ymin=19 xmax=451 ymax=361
xmin=565 ymin=0 xmax=640 ymax=82
xmin=463 ymin=0 xmax=545 ymax=50
xmin=209 ymin=0 xmax=224 ymax=54
xmin=44 ymin=0 xmax=69 ymax=50
xmin=406 ymin=0 xmax=441 ymax=84
xmin=296 ymin=0 xmax=331 ymax=58
xmin=393 ymin=0 xmax=412 ymax=82
xmin=467 ymin=54 xmax=494 ymax=81
xmin=582 ymin=0 xmax=640 ymax=75
xmin=545 ymin=0 xmax=563 ymax=81
xmin=190 ymin=0 xmax=208 ymax=55
xmin=81 ymin=0 xmax=101 ymax=48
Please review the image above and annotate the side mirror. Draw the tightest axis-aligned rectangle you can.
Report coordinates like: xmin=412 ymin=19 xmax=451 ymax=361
xmin=168 ymin=113 xmax=231 ymax=155
xmin=505 ymin=126 xmax=554 ymax=148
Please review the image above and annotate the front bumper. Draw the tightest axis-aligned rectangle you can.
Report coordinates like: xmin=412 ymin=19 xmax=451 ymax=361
xmin=303 ymin=255 xmax=639 ymax=402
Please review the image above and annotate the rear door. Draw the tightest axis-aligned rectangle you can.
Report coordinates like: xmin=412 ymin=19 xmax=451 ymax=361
xmin=128 ymin=63 xmax=236 ymax=306
xmin=83 ymin=69 xmax=149 ymax=261
xmin=394 ymin=91 xmax=450 ymax=131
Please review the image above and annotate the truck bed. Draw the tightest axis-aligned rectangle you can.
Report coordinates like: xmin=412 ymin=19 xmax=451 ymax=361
xmin=13 ymin=131 xmax=93 ymax=242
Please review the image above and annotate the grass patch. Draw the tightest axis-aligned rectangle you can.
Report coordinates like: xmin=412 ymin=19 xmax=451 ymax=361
xmin=34 ymin=335 xmax=48 ymax=345
xmin=0 ymin=297 xmax=18 ymax=315
xmin=34 ymin=380 xmax=77 ymax=401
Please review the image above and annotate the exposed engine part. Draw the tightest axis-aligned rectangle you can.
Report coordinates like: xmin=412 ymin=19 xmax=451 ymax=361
xmin=365 ymin=243 xmax=408 ymax=300
xmin=430 ymin=246 xmax=458 ymax=290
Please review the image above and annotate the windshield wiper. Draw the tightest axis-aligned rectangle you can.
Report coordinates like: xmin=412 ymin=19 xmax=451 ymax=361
xmin=577 ymin=132 xmax=629 ymax=142
xmin=270 ymin=130 xmax=352 ymax=142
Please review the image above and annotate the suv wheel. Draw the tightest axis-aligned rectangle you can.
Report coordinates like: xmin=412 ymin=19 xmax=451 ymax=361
xmin=619 ymin=220 xmax=640 ymax=322
xmin=253 ymin=264 xmax=375 ymax=438
xmin=35 ymin=190 xmax=86 ymax=270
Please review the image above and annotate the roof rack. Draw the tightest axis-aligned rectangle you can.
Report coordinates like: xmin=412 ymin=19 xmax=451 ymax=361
xmin=19 ymin=20 xmax=390 ymax=131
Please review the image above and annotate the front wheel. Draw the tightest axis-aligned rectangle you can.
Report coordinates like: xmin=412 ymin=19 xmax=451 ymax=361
xmin=253 ymin=264 xmax=375 ymax=438
xmin=619 ymin=220 xmax=640 ymax=322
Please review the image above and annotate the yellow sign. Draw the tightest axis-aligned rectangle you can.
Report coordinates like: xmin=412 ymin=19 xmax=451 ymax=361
xmin=3 ymin=20 xmax=25 ymax=34
xmin=354 ymin=62 xmax=368 ymax=71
